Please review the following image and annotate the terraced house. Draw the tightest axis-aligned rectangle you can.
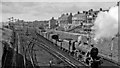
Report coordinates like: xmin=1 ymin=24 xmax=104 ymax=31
xmin=48 ymin=17 xmax=58 ymax=29
xmin=72 ymin=11 xmax=87 ymax=26
xmin=58 ymin=13 xmax=72 ymax=30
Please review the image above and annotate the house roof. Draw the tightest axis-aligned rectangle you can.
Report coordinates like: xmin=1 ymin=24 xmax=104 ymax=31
xmin=72 ymin=13 xmax=86 ymax=20
xmin=58 ymin=15 xmax=69 ymax=20
xmin=73 ymin=13 xmax=86 ymax=18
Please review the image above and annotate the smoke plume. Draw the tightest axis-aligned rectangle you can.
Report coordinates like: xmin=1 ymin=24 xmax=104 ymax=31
xmin=93 ymin=6 xmax=118 ymax=41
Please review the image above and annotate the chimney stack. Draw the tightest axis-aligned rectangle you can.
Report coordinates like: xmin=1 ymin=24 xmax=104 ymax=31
xmin=117 ymin=1 xmax=119 ymax=6
xmin=61 ymin=14 xmax=65 ymax=16
xmin=91 ymin=9 xmax=93 ymax=12
xmin=70 ymin=13 xmax=72 ymax=16
xmin=66 ymin=13 xmax=69 ymax=15
xmin=100 ymin=8 xmax=102 ymax=11
xmin=52 ymin=17 xmax=54 ymax=20
xmin=83 ymin=11 xmax=85 ymax=13
xmin=86 ymin=11 xmax=88 ymax=14
xmin=77 ymin=11 xmax=80 ymax=14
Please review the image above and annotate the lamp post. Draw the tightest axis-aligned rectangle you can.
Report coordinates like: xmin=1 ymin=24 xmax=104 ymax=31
xmin=110 ymin=37 xmax=114 ymax=60
xmin=108 ymin=37 xmax=115 ymax=60
xmin=49 ymin=60 xmax=53 ymax=67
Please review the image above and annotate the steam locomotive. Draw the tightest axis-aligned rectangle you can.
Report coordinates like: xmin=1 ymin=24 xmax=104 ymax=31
xmin=36 ymin=28 xmax=103 ymax=68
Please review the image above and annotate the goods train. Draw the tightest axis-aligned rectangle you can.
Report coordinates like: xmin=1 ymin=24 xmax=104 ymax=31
xmin=36 ymin=28 xmax=103 ymax=68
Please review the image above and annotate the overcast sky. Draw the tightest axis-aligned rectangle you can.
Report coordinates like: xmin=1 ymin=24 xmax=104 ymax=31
xmin=1 ymin=0 xmax=119 ymax=22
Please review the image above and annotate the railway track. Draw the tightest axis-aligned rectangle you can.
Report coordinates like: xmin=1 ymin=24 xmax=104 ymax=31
xmin=34 ymin=31 xmax=120 ymax=68
xmin=18 ymin=28 xmax=120 ymax=68
xmin=36 ymin=41 xmax=78 ymax=68
xmin=32 ymin=32 xmax=89 ymax=67
xmin=18 ymin=32 xmax=81 ymax=68
xmin=19 ymin=33 xmax=88 ymax=67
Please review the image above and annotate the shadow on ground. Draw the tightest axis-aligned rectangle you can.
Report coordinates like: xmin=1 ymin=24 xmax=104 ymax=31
xmin=1 ymin=45 xmax=36 ymax=68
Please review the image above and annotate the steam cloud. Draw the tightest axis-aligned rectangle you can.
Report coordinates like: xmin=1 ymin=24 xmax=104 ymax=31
xmin=93 ymin=6 xmax=118 ymax=41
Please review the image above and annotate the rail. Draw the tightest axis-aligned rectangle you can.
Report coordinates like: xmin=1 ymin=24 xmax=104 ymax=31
xmin=35 ymin=30 xmax=120 ymax=68
xmin=35 ymin=32 xmax=89 ymax=67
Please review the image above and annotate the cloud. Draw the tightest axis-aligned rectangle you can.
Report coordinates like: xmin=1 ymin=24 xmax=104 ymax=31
xmin=32 ymin=2 xmax=116 ymax=17
xmin=2 ymin=0 xmax=119 ymax=2
xmin=3 ymin=2 xmax=43 ymax=14
xmin=2 ymin=2 xmax=24 ymax=14
xmin=0 ymin=2 xmax=2 ymax=22
xmin=1 ymin=2 xmax=117 ymax=22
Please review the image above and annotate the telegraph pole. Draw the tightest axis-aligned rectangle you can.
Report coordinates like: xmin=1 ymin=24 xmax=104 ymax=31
xmin=117 ymin=1 xmax=119 ymax=6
